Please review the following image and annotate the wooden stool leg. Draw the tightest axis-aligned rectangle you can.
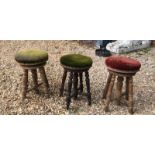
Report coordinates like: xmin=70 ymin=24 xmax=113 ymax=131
xmin=22 ymin=69 xmax=28 ymax=100
xmin=79 ymin=72 xmax=83 ymax=94
xmin=66 ymin=72 xmax=73 ymax=110
xmin=73 ymin=72 xmax=78 ymax=100
xmin=85 ymin=71 xmax=91 ymax=106
xmin=31 ymin=69 xmax=39 ymax=94
xmin=104 ymin=74 xmax=116 ymax=112
xmin=126 ymin=77 xmax=130 ymax=100
xmin=60 ymin=69 xmax=67 ymax=97
xmin=39 ymin=67 xmax=49 ymax=96
xmin=102 ymin=73 xmax=112 ymax=99
xmin=128 ymin=77 xmax=134 ymax=114
xmin=116 ymin=76 xmax=124 ymax=105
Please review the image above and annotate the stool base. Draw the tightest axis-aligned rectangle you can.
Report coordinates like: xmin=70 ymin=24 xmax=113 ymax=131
xmin=60 ymin=67 xmax=91 ymax=110
xmin=103 ymin=70 xmax=136 ymax=114
xmin=22 ymin=66 xmax=49 ymax=100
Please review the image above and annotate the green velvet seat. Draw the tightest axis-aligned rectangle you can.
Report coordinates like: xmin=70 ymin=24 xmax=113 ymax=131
xmin=15 ymin=49 xmax=49 ymax=100
xmin=60 ymin=54 xmax=93 ymax=68
xmin=15 ymin=49 xmax=48 ymax=64
xmin=60 ymin=54 xmax=93 ymax=110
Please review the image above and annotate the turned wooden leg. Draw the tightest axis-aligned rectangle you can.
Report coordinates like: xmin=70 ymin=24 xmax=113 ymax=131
xmin=102 ymin=73 xmax=112 ymax=99
xmin=104 ymin=74 xmax=116 ymax=112
xmin=116 ymin=76 xmax=124 ymax=105
xmin=79 ymin=72 xmax=83 ymax=94
xmin=31 ymin=69 xmax=39 ymax=94
xmin=39 ymin=67 xmax=49 ymax=96
xmin=128 ymin=77 xmax=134 ymax=114
xmin=85 ymin=71 xmax=91 ymax=106
xmin=60 ymin=69 xmax=67 ymax=97
xmin=22 ymin=69 xmax=28 ymax=100
xmin=73 ymin=72 xmax=78 ymax=100
xmin=66 ymin=72 xmax=73 ymax=110
xmin=126 ymin=77 xmax=130 ymax=100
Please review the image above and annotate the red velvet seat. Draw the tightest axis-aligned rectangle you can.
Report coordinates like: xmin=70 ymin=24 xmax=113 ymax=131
xmin=103 ymin=55 xmax=141 ymax=114
xmin=105 ymin=56 xmax=141 ymax=71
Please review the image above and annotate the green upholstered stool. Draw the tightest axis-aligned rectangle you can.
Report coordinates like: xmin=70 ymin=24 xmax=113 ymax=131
xmin=60 ymin=54 xmax=93 ymax=110
xmin=15 ymin=49 xmax=49 ymax=99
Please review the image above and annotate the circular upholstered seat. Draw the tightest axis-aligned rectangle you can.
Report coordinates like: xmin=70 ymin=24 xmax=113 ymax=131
xmin=104 ymin=56 xmax=141 ymax=114
xmin=15 ymin=49 xmax=48 ymax=64
xmin=105 ymin=56 xmax=141 ymax=72
xmin=15 ymin=49 xmax=49 ymax=100
xmin=60 ymin=54 xmax=93 ymax=68
xmin=60 ymin=54 xmax=93 ymax=109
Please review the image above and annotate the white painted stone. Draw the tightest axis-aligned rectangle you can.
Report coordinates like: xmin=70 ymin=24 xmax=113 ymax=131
xmin=106 ymin=40 xmax=151 ymax=53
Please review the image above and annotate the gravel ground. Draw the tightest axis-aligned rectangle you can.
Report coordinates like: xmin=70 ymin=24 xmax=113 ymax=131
xmin=0 ymin=40 xmax=155 ymax=115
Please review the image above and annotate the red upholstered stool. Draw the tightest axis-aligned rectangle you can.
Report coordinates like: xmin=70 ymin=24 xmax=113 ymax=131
xmin=103 ymin=56 xmax=141 ymax=114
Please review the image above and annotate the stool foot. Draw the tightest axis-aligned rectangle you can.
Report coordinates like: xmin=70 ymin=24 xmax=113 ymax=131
xmin=104 ymin=74 xmax=116 ymax=112
xmin=66 ymin=72 xmax=73 ymax=109
xmin=128 ymin=107 xmax=134 ymax=114
xmin=104 ymin=106 xmax=110 ymax=112
xmin=102 ymin=73 xmax=112 ymax=99
xmin=116 ymin=76 xmax=124 ymax=105
xmin=85 ymin=71 xmax=91 ymax=106
xmin=60 ymin=69 xmax=67 ymax=97
xmin=31 ymin=69 xmax=39 ymax=94
xmin=22 ymin=69 xmax=28 ymax=100
xmin=39 ymin=67 xmax=49 ymax=97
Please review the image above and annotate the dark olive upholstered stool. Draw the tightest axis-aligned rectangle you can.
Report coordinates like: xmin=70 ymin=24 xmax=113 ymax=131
xmin=60 ymin=54 xmax=93 ymax=110
xmin=103 ymin=56 xmax=141 ymax=114
xmin=15 ymin=49 xmax=49 ymax=100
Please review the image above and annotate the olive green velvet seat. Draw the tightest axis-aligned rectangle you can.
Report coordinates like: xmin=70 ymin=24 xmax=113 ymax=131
xmin=60 ymin=54 xmax=93 ymax=68
xmin=15 ymin=49 xmax=49 ymax=100
xmin=60 ymin=54 xmax=93 ymax=110
xmin=15 ymin=49 xmax=48 ymax=65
